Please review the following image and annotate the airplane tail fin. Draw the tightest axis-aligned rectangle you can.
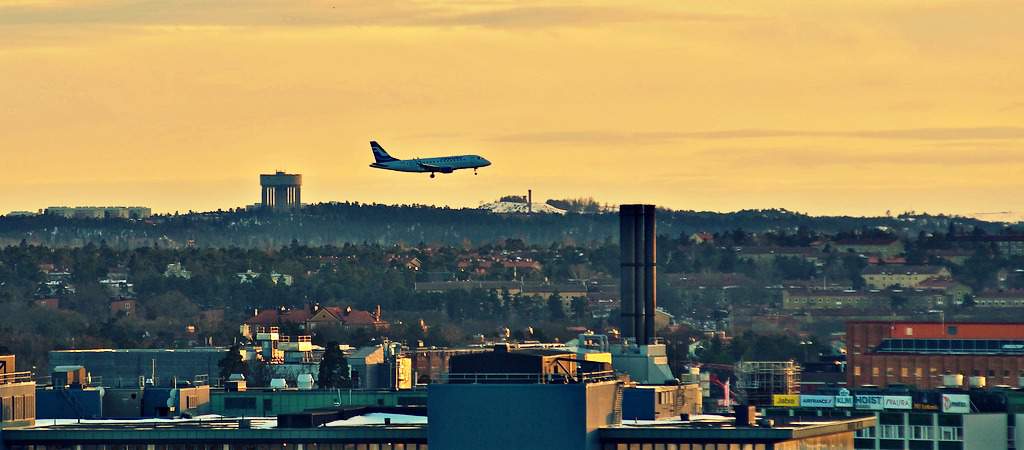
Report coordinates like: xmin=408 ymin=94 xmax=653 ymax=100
xmin=370 ymin=141 xmax=399 ymax=163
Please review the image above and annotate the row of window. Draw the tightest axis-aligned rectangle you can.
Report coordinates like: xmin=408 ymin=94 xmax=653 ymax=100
xmin=853 ymin=365 xmax=1023 ymax=379
xmin=11 ymin=445 xmax=426 ymax=450
xmin=605 ymin=444 xmax=768 ymax=450
xmin=1 ymin=394 xmax=36 ymax=422
xmin=856 ymin=425 xmax=963 ymax=441
xmin=604 ymin=435 xmax=852 ymax=450
xmin=876 ymin=338 xmax=1024 ymax=354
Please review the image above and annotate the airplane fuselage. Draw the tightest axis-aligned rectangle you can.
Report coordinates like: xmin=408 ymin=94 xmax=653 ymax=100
xmin=370 ymin=155 xmax=491 ymax=174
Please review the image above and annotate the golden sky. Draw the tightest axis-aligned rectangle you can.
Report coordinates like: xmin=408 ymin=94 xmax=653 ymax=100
xmin=2 ymin=0 xmax=1023 ymax=217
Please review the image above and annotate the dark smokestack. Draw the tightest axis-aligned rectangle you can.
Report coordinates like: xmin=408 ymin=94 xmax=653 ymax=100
xmin=528 ymin=189 xmax=532 ymax=214
xmin=632 ymin=209 xmax=644 ymax=342
xmin=643 ymin=204 xmax=656 ymax=345
xmin=619 ymin=205 xmax=638 ymax=340
xmin=620 ymin=204 xmax=657 ymax=345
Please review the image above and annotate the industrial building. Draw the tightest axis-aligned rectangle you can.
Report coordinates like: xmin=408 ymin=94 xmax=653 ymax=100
xmin=260 ymin=171 xmax=302 ymax=209
xmin=48 ymin=348 xmax=227 ymax=388
xmin=211 ymin=389 xmax=427 ymax=417
xmin=1 ymin=379 xmax=875 ymax=450
xmin=848 ymin=321 xmax=1024 ymax=389
xmin=764 ymin=384 xmax=1024 ymax=450
xmin=34 ymin=364 xmax=212 ymax=420
xmin=4 ymin=347 xmax=860 ymax=449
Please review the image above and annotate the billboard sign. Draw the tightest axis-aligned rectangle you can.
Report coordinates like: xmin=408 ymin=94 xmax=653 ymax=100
xmin=942 ymin=394 xmax=970 ymax=414
xmin=855 ymin=395 xmax=884 ymax=411
xmin=773 ymin=394 xmax=800 ymax=407
xmin=883 ymin=395 xmax=913 ymax=410
xmin=800 ymin=395 xmax=835 ymax=408
xmin=835 ymin=395 xmax=854 ymax=408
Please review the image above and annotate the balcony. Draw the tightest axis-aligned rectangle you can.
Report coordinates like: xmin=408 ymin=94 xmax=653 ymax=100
xmin=0 ymin=371 xmax=33 ymax=385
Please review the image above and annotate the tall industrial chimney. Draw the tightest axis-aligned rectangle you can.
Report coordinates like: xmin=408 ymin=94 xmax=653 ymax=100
xmin=619 ymin=206 xmax=638 ymax=341
xmin=642 ymin=204 xmax=657 ymax=344
xmin=620 ymin=204 xmax=657 ymax=345
xmin=528 ymin=189 xmax=532 ymax=214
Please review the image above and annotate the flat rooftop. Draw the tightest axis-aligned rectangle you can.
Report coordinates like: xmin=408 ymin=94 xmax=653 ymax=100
xmin=4 ymin=415 xmax=426 ymax=444
xmin=51 ymin=347 xmax=227 ymax=353
xmin=5 ymin=414 xmax=873 ymax=446
xmin=601 ymin=415 xmax=876 ymax=442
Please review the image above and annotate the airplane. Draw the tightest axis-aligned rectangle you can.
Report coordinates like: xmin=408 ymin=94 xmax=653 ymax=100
xmin=369 ymin=141 xmax=491 ymax=178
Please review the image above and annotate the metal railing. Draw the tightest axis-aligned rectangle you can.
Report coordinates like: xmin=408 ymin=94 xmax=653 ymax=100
xmin=441 ymin=370 xmax=617 ymax=385
xmin=0 ymin=371 xmax=34 ymax=384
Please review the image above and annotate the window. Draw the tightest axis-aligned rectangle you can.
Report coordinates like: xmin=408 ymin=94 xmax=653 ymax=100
xmin=939 ymin=426 xmax=963 ymax=441
xmin=901 ymin=367 xmax=909 ymax=377
xmin=658 ymin=392 xmax=673 ymax=405
xmin=857 ymin=427 xmax=877 ymax=438
xmin=910 ymin=425 xmax=935 ymax=440
xmin=880 ymin=424 xmax=905 ymax=439
xmin=915 ymin=368 xmax=923 ymax=378
xmin=854 ymin=366 xmax=862 ymax=376
xmin=873 ymin=367 xmax=880 ymax=377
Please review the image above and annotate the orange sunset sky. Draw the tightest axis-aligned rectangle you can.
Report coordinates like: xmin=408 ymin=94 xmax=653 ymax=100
xmin=1 ymin=1 xmax=1023 ymax=217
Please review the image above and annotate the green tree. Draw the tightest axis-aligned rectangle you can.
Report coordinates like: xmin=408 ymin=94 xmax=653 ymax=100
xmin=318 ymin=341 xmax=352 ymax=389
xmin=571 ymin=296 xmax=588 ymax=322
xmin=547 ymin=292 xmax=566 ymax=321
xmin=217 ymin=343 xmax=248 ymax=381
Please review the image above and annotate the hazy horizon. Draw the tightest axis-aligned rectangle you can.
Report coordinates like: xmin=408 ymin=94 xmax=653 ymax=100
xmin=3 ymin=1 xmax=1022 ymax=218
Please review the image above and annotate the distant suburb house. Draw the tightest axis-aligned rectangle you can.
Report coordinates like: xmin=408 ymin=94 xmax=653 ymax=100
xmin=241 ymin=304 xmax=388 ymax=338
xmin=861 ymin=265 xmax=951 ymax=290
xmin=830 ymin=237 xmax=905 ymax=258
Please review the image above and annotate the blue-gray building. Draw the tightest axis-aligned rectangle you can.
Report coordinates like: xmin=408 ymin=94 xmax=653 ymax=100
xmin=48 ymin=348 xmax=226 ymax=387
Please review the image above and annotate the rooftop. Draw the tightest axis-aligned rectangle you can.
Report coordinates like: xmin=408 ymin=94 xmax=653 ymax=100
xmin=601 ymin=415 xmax=876 ymax=442
xmin=3 ymin=415 xmax=426 ymax=445
xmin=4 ymin=413 xmax=873 ymax=445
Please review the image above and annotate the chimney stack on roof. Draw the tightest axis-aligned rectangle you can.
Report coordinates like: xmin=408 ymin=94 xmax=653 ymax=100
xmin=619 ymin=204 xmax=657 ymax=345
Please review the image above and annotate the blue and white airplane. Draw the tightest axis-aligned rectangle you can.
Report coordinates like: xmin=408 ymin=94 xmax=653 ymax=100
xmin=369 ymin=141 xmax=491 ymax=178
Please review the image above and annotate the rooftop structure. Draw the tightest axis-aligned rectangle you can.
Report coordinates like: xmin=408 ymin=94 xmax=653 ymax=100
xmin=259 ymin=171 xmax=302 ymax=210
xmin=619 ymin=204 xmax=657 ymax=346
xmin=735 ymin=361 xmax=802 ymax=406
xmin=606 ymin=205 xmax=677 ymax=385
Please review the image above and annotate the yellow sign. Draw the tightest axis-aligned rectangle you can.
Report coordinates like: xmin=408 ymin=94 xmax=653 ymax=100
xmin=773 ymin=394 xmax=800 ymax=407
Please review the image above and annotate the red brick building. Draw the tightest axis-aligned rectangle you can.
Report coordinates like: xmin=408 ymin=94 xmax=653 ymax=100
xmin=847 ymin=321 xmax=1024 ymax=389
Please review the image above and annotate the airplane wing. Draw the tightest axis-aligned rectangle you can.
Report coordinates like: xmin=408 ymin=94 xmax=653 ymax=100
xmin=418 ymin=162 xmax=454 ymax=173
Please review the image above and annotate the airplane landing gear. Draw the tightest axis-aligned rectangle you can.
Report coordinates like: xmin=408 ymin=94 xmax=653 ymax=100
xmin=474 ymin=168 xmax=478 ymax=175
xmin=430 ymin=173 xmax=436 ymax=179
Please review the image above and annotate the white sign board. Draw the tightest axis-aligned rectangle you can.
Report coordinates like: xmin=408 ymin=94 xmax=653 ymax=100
xmin=855 ymin=395 xmax=885 ymax=411
xmin=942 ymin=394 xmax=970 ymax=414
xmin=883 ymin=395 xmax=913 ymax=410
xmin=800 ymin=395 xmax=835 ymax=408
xmin=835 ymin=395 xmax=854 ymax=408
